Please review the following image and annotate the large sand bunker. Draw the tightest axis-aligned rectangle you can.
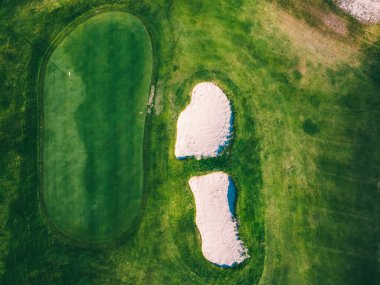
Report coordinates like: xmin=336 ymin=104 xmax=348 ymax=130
xmin=175 ymin=82 xmax=232 ymax=160
xmin=189 ymin=172 xmax=249 ymax=267
xmin=336 ymin=0 xmax=380 ymax=23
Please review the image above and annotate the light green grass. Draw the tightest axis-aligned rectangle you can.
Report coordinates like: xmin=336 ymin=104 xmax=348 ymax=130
xmin=42 ymin=11 xmax=153 ymax=244
xmin=0 ymin=0 xmax=379 ymax=284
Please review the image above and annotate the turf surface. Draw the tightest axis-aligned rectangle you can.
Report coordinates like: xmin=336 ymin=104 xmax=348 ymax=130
xmin=0 ymin=1 xmax=379 ymax=284
xmin=42 ymin=11 xmax=153 ymax=244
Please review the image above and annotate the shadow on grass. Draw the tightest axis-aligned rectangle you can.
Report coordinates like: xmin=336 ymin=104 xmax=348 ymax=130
xmin=313 ymin=39 xmax=380 ymax=285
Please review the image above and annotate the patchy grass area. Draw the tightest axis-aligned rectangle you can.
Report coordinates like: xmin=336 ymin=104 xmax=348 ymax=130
xmin=0 ymin=0 xmax=379 ymax=284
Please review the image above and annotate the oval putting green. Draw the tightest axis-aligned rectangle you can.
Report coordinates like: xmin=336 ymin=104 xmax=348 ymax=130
xmin=41 ymin=11 xmax=152 ymax=244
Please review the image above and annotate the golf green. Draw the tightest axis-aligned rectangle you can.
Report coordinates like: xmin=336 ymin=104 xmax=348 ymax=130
xmin=41 ymin=11 xmax=153 ymax=244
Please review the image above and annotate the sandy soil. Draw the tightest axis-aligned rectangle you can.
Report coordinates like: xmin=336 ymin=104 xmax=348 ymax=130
xmin=175 ymin=82 xmax=232 ymax=160
xmin=336 ymin=0 xmax=380 ymax=23
xmin=189 ymin=172 xmax=249 ymax=267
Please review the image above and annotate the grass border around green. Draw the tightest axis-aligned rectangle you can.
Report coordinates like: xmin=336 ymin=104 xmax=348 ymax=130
xmin=37 ymin=5 xmax=159 ymax=248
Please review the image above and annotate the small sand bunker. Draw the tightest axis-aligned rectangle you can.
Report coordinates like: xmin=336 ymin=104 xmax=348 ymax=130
xmin=189 ymin=172 xmax=249 ymax=267
xmin=175 ymin=82 xmax=232 ymax=160
xmin=336 ymin=0 xmax=380 ymax=23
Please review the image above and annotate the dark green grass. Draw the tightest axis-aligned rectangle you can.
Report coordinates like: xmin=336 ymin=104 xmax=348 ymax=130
xmin=42 ymin=11 xmax=153 ymax=244
xmin=0 ymin=0 xmax=379 ymax=284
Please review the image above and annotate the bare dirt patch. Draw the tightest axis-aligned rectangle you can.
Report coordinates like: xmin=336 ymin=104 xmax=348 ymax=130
xmin=307 ymin=7 xmax=349 ymax=36
xmin=322 ymin=12 xmax=349 ymax=35
xmin=262 ymin=4 xmax=360 ymax=68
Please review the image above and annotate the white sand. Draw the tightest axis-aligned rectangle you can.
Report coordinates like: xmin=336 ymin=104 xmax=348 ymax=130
xmin=147 ymin=85 xmax=155 ymax=114
xmin=175 ymin=82 xmax=232 ymax=160
xmin=189 ymin=172 xmax=249 ymax=267
xmin=336 ymin=0 xmax=380 ymax=23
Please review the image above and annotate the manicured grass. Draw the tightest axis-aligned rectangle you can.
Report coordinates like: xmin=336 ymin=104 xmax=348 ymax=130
xmin=42 ymin=11 xmax=153 ymax=244
xmin=0 ymin=1 xmax=379 ymax=284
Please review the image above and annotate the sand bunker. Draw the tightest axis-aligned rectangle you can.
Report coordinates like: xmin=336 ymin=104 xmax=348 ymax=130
xmin=336 ymin=0 xmax=380 ymax=23
xmin=175 ymin=82 xmax=232 ymax=160
xmin=189 ymin=172 xmax=248 ymax=267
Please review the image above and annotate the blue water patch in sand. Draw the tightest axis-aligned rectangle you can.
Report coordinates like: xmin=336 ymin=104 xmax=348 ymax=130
xmin=212 ymin=262 xmax=237 ymax=268
xmin=227 ymin=176 xmax=237 ymax=215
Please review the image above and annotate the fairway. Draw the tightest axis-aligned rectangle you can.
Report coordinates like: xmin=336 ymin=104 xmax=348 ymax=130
xmin=41 ymin=11 xmax=153 ymax=244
